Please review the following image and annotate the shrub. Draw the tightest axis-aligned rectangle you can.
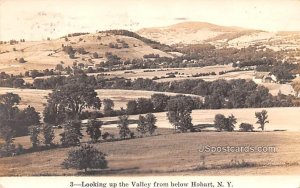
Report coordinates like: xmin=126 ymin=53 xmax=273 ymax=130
xmin=18 ymin=58 xmax=26 ymax=63
xmin=62 ymin=144 xmax=107 ymax=173
xmin=239 ymin=123 xmax=254 ymax=132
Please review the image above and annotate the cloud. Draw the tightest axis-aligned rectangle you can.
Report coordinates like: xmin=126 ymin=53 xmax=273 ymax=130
xmin=174 ymin=17 xmax=189 ymax=21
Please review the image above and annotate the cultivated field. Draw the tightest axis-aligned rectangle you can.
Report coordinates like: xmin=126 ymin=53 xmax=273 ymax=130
xmin=88 ymin=65 xmax=235 ymax=80
xmin=1 ymin=131 xmax=300 ymax=176
xmin=0 ymin=88 xmax=202 ymax=113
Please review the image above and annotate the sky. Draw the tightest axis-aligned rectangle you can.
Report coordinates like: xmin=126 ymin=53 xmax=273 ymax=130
xmin=0 ymin=0 xmax=300 ymax=41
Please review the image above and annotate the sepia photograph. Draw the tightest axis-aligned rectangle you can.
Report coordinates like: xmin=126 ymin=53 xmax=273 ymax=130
xmin=0 ymin=0 xmax=300 ymax=187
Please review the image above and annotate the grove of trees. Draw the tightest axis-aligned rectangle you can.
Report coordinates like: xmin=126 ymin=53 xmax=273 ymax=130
xmin=166 ymin=95 xmax=194 ymax=132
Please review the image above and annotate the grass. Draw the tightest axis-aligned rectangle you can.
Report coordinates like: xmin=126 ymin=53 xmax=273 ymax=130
xmin=1 ymin=131 xmax=300 ymax=176
xmin=0 ymin=87 xmax=201 ymax=112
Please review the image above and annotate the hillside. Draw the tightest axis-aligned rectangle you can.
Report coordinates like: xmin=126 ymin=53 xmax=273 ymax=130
xmin=137 ymin=21 xmax=300 ymax=50
xmin=1 ymin=131 xmax=300 ymax=176
xmin=0 ymin=32 xmax=172 ymax=74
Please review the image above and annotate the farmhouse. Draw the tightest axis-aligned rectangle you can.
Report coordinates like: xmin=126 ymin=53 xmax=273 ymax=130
xmin=252 ymin=72 xmax=277 ymax=84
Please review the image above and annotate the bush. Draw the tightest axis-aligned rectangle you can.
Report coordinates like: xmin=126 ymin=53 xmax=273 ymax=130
xmin=239 ymin=123 xmax=254 ymax=132
xmin=62 ymin=144 xmax=107 ymax=173
xmin=18 ymin=58 xmax=26 ymax=63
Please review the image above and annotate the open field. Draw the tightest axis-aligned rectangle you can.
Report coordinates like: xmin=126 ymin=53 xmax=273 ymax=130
xmin=99 ymin=107 xmax=300 ymax=131
xmin=1 ymin=131 xmax=300 ymax=176
xmin=10 ymin=106 xmax=300 ymax=150
xmin=0 ymin=87 xmax=201 ymax=113
xmin=0 ymin=87 xmax=49 ymax=112
xmin=21 ymin=65 xmax=235 ymax=84
xmin=0 ymin=87 xmax=299 ymax=131
xmin=88 ymin=65 xmax=235 ymax=80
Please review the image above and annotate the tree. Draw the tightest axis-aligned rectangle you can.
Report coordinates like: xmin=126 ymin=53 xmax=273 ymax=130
xmin=227 ymin=114 xmax=237 ymax=132
xmin=0 ymin=92 xmax=21 ymax=119
xmin=62 ymin=144 xmax=107 ymax=173
xmin=0 ymin=94 xmax=41 ymax=137
xmin=214 ymin=114 xmax=227 ymax=131
xmin=136 ymin=115 xmax=147 ymax=135
xmin=126 ymin=100 xmax=137 ymax=115
xmin=255 ymin=110 xmax=269 ymax=131
xmin=117 ymin=115 xmax=131 ymax=139
xmin=0 ymin=124 xmax=15 ymax=155
xmin=13 ymin=78 xmax=25 ymax=88
xmin=86 ymin=119 xmax=102 ymax=143
xmin=43 ymin=101 xmax=66 ymax=126
xmin=136 ymin=98 xmax=153 ymax=114
xmin=103 ymin=99 xmax=114 ymax=116
xmin=239 ymin=123 xmax=254 ymax=132
xmin=245 ymin=86 xmax=270 ymax=108
xmin=28 ymin=125 xmax=40 ymax=149
xmin=55 ymin=64 xmax=64 ymax=71
xmin=92 ymin=52 xmax=99 ymax=59
xmin=60 ymin=120 xmax=82 ymax=147
xmin=166 ymin=95 xmax=194 ymax=132
xmin=16 ymin=105 xmax=41 ymax=136
xmin=0 ymin=124 xmax=15 ymax=146
xmin=43 ymin=123 xmax=55 ymax=146
xmin=271 ymin=65 xmax=294 ymax=82
xmin=45 ymin=82 xmax=101 ymax=119
xmin=30 ymin=70 xmax=40 ymax=79
xmin=214 ymin=114 xmax=236 ymax=132
xmin=19 ymin=105 xmax=40 ymax=126
xmin=151 ymin=94 xmax=170 ymax=112
xmin=145 ymin=113 xmax=157 ymax=135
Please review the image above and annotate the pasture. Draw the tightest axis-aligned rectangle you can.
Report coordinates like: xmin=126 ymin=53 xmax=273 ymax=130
xmin=1 ymin=131 xmax=300 ymax=176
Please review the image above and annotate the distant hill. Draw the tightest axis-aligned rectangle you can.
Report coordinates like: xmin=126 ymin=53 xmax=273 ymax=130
xmin=137 ymin=21 xmax=300 ymax=50
xmin=0 ymin=31 xmax=173 ymax=74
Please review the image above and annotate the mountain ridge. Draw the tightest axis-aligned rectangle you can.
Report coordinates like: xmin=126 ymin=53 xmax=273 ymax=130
xmin=137 ymin=21 xmax=300 ymax=50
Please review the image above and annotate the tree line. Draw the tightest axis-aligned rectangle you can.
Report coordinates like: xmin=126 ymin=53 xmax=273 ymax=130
xmin=32 ymin=74 xmax=295 ymax=108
